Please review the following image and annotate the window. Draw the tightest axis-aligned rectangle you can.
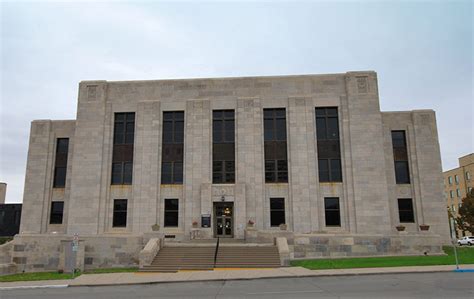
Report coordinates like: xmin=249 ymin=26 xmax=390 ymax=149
xmin=391 ymin=131 xmax=410 ymax=184
xmin=162 ymin=112 xmax=184 ymax=184
xmin=163 ymin=111 xmax=184 ymax=144
xmin=49 ymin=201 xmax=64 ymax=224
xmin=111 ymin=162 xmax=133 ymax=185
xmin=468 ymin=187 xmax=473 ymax=193
xmin=53 ymin=138 xmax=69 ymax=188
xmin=466 ymin=171 xmax=471 ymax=180
xmin=161 ymin=162 xmax=183 ymax=184
xmin=112 ymin=113 xmax=135 ymax=185
xmin=450 ymin=190 xmax=454 ymax=198
xmin=113 ymin=199 xmax=127 ymax=227
xmin=213 ymin=110 xmax=235 ymax=183
xmin=324 ymin=197 xmax=341 ymax=226
xmin=316 ymin=108 xmax=342 ymax=182
xmin=264 ymin=108 xmax=288 ymax=183
xmin=398 ymin=198 xmax=415 ymax=223
xmin=318 ymin=159 xmax=342 ymax=182
xmin=455 ymin=175 xmax=459 ymax=184
xmin=164 ymin=199 xmax=179 ymax=227
xmin=457 ymin=189 xmax=461 ymax=197
xmin=448 ymin=176 xmax=453 ymax=185
xmin=270 ymin=198 xmax=285 ymax=227
xmin=113 ymin=113 xmax=135 ymax=145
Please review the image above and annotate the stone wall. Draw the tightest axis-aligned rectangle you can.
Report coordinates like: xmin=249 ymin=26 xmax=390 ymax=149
xmin=8 ymin=234 xmax=143 ymax=273
xmin=291 ymin=233 xmax=443 ymax=259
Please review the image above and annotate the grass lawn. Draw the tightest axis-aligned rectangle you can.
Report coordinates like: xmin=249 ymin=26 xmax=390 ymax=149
xmin=0 ymin=267 xmax=138 ymax=283
xmin=0 ymin=271 xmax=78 ymax=282
xmin=291 ymin=246 xmax=474 ymax=270
xmin=84 ymin=267 xmax=138 ymax=274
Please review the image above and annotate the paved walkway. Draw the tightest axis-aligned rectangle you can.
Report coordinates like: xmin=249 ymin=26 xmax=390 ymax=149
xmin=1 ymin=264 xmax=473 ymax=289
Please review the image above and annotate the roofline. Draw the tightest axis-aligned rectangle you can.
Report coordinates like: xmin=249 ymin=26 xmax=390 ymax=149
xmin=80 ymin=71 xmax=377 ymax=84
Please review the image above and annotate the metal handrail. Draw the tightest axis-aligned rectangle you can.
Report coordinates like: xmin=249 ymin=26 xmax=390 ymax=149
xmin=213 ymin=237 xmax=220 ymax=268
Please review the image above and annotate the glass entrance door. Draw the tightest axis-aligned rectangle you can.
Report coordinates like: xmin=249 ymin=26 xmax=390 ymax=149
xmin=214 ymin=202 xmax=233 ymax=238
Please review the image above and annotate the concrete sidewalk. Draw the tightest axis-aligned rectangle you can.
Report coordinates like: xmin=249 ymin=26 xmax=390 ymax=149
xmin=1 ymin=264 xmax=473 ymax=289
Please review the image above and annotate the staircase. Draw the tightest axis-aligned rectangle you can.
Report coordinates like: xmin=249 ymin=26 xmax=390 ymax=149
xmin=140 ymin=246 xmax=215 ymax=272
xmin=140 ymin=242 xmax=281 ymax=272
xmin=215 ymin=246 xmax=281 ymax=268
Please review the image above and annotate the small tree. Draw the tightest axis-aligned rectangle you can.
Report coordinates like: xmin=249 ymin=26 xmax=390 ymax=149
xmin=456 ymin=189 xmax=474 ymax=234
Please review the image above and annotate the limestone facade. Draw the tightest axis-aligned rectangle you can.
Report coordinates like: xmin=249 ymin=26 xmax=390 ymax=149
xmin=10 ymin=71 xmax=450 ymax=271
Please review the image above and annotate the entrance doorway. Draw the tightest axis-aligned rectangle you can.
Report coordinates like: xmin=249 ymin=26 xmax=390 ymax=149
xmin=214 ymin=202 xmax=233 ymax=238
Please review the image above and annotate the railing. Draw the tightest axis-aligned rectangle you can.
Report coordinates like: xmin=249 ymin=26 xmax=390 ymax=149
xmin=213 ymin=237 xmax=220 ymax=268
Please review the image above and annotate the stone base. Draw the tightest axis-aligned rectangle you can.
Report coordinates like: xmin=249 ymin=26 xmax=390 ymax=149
xmin=291 ymin=233 xmax=444 ymax=259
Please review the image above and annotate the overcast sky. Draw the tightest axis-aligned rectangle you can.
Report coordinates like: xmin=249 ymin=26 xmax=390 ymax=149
xmin=1 ymin=0 xmax=472 ymax=203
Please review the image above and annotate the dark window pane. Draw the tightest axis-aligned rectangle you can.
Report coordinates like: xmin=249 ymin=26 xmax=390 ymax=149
xmin=224 ymin=110 xmax=234 ymax=119
xmin=50 ymin=202 xmax=64 ymax=224
xmin=330 ymin=159 xmax=342 ymax=182
xmin=57 ymin=139 xmax=69 ymax=154
xmin=264 ymin=119 xmax=273 ymax=141
xmin=174 ymin=112 xmax=184 ymax=121
xmin=326 ymin=108 xmax=338 ymax=116
xmin=391 ymin=131 xmax=406 ymax=148
xmin=161 ymin=162 xmax=172 ymax=184
xmin=111 ymin=163 xmax=122 ymax=184
xmin=327 ymin=117 xmax=339 ymax=139
xmin=53 ymin=167 xmax=67 ymax=188
xmin=318 ymin=159 xmax=329 ymax=182
xmin=123 ymin=162 xmax=133 ymax=184
xmin=265 ymin=160 xmax=275 ymax=172
xmin=165 ymin=198 xmax=179 ymax=210
xmin=225 ymin=161 xmax=235 ymax=172
xmin=395 ymin=161 xmax=410 ymax=184
xmin=324 ymin=197 xmax=341 ymax=226
xmin=270 ymin=198 xmax=285 ymax=227
xmin=270 ymin=198 xmax=284 ymax=210
xmin=224 ymin=129 xmax=234 ymax=143
xmin=276 ymin=119 xmax=286 ymax=140
xmin=213 ymin=110 xmax=223 ymax=119
xmin=125 ymin=132 xmax=134 ymax=144
xmin=173 ymin=162 xmax=183 ymax=183
xmin=277 ymin=160 xmax=287 ymax=171
xmin=315 ymin=108 xmax=326 ymax=116
xmin=213 ymin=173 xmax=223 ymax=183
xmin=265 ymin=172 xmax=275 ymax=182
xmin=113 ymin=199 xmax=127 ymax=227
xmin=164 ymin=199 xmax=179 ymax=227
xmin=277 ymin=171 xmax=288 ymax=182
xmin=225 ymin=173 xmax=235 ymax=182
xmin=115 ymin=113 xmax=125 ymax=121
xmin=174 ymin=123 xmax=184 ymax=143
xmin=398 ymin=198 xmax=414 ymax=223
xmin=213 ymin=161 xmax=223 ymax=172
xmin=275 ymin=109 xmax=285 ymax=118
xmin=163 ymin=121 xmax=173 ymax=143
xmin=264 ymin=109 xmax=273 ymax=118
xmin=316 ymin=118 xmax=327 ymax=140
xmin=126 ymin=113 xmax=135 ymax=121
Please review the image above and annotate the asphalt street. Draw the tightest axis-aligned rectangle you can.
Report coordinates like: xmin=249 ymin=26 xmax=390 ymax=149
xmin=1 ymin=272 xmax=473 ymax=299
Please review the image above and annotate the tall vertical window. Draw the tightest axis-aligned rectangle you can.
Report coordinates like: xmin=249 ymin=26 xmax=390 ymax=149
xmin=455 ymin=175 xmax=459 ymax=184
xmin=316 ymin=108 xmax=342 ymax=182
xmin=324 ymin=197 xmax=341 ymax=226
xmin=457 ymin=189 xmax=461 ymax=197
xmin=264 ymin=108 xmax=288 ymax=183
xmin=213 ymin=110 xmax=235 ymax=183
xmin=448 ymin=176 xmax=453 ymax=185
xmin=270 ymin=198 xmax=285 ymax=227
xmin=391 ymin=131 xmax=410 ymax=184
xmin=112 ymin=113 xmax=135 ymax=185
xmin=164 ymin=198 xmax=179 ymax=227
xmin=161 ymin=112 xmax=184 ymax=184
xmin=397 ymin=198 xmax=414 ymax=223
xmin=49 ymin=201 xmax=64 ymax=224
xmin=113 ymin=199 xmax=127 ymax=227
xmin=466 ymin=171 xmax=471 ymax=180
xmin=53 ymin=138 xmax=69 ymax=188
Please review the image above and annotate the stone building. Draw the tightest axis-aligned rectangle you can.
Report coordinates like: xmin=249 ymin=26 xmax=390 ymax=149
xmin=444 ymin=153 xmax=474 ymax=238
xmin=3 ymin=71 xmax=450 ymax=273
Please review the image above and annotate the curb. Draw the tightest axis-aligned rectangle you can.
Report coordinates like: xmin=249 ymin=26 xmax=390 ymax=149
xmin=67 ymin=268 xmax=464 ymax=288
xmin=0 ymin=284 xmax=68 ymax=290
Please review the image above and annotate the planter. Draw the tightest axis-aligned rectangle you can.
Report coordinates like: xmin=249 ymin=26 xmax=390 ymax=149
xmin=419 ymin=224 xmax=430 ymax=231
xmin=279 ymin=223 xmax=287 ymax=230
xmin=151 ymin=224 xmax=160 ymax=231
xmin=396 ymin=225 xmax=406 ymax=231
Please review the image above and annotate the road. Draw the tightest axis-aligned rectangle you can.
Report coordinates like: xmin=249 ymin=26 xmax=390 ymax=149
xmin=1 ymin=272 xmax=473 ymax=298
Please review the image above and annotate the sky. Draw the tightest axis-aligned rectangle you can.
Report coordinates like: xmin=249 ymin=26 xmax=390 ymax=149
xmin=0 ymin=0 xmax=472 ymax=203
